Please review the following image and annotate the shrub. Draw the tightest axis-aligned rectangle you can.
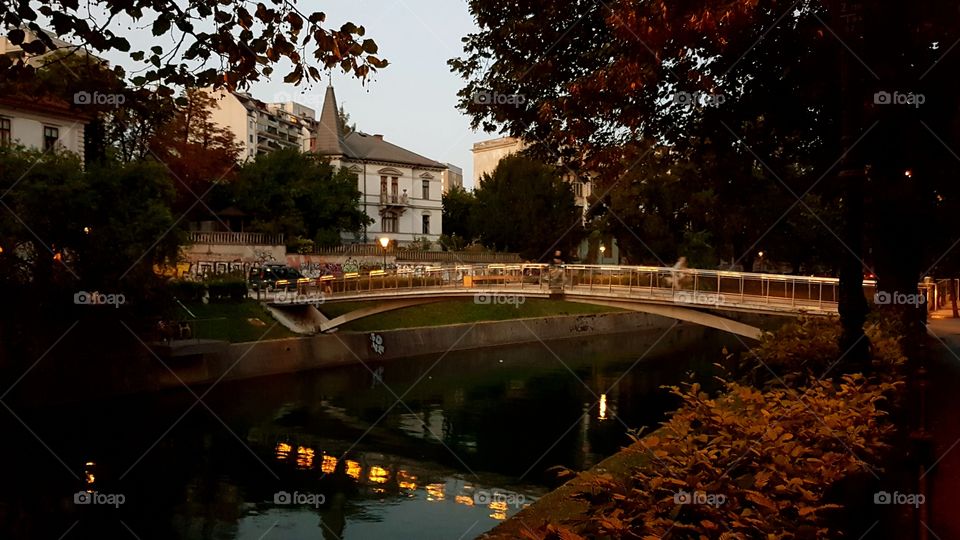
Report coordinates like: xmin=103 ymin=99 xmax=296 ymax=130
xmin=206 ymin=277 xmax=247 ymax=301
xmin=168 ymin=280 xmax=205 ymax=302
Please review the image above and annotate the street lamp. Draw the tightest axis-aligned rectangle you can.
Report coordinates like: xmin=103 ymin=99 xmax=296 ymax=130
xmin=599 ymin=244 xmax=606 ymax=263
xmin=378 ymin=236 xmax=390 ymax=271
xmin=758 ymin=251 xmax=765 ymax=272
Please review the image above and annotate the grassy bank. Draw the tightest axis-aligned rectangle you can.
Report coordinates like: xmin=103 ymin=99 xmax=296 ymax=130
xmin=179 ymin=300 xmax=297 ymax=342
xmin=319 ymin=298 xmax=624 ymax=332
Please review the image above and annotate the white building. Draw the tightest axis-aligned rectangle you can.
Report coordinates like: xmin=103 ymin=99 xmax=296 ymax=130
xmin=0 ymin=96 xmax=90 ymax=158
xmin=203 ymin=88 xmax=318 ymax=160
xmin=314 ymin=85 xmax=445 ymax=246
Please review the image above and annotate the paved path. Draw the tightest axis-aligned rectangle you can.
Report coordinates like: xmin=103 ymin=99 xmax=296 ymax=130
xmin=921 ymin=310 xmax=960 ymax=539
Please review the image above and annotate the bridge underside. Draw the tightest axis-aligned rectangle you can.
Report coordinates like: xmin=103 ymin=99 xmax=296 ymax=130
xmin=295 ymin=292 xmax=765 ymax=340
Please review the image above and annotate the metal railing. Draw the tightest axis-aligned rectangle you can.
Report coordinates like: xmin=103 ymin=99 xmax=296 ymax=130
xmin=263 ymin=263 xmax=881 ymax=315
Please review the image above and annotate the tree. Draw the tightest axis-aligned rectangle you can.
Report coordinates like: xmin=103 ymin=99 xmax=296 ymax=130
xmin=2 ymin=2 xmax=387 ymax=92
xmin=148 ymin=89 xmax=244 ymax=217
xmin=441 ymin=185 xmax=477 ymax=243
xmin=338 ymin=104 xmax=357 ymax=137
xmin=228 ymin=148 xmax=372 ymax=247
xmin=452 ymin=1 xmax=960 ymax=356
xmin=472 ymin=155 xmax=582 ymax=260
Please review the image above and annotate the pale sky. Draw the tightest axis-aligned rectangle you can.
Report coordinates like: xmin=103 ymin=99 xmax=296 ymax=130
xmin=94 ymin=0 xmax=490 ymax=188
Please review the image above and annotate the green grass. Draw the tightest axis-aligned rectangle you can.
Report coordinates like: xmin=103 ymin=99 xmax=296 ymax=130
xmin=319 ymin=298 xmax=624 ymax=332
xmin=178 ymin=300 xmax=297 ymax=343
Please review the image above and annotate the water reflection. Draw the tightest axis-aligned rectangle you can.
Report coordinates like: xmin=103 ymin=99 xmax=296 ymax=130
xmin=0 ymin=325 xmax=738 ymax=539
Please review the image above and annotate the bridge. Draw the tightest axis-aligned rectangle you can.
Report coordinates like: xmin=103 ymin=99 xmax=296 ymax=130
xmin=264 ymin=264 xmax=877 ymax=340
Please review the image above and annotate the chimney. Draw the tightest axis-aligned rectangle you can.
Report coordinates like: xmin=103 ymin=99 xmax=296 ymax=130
xmin=373 ymin=134 xmax=384 ymax=140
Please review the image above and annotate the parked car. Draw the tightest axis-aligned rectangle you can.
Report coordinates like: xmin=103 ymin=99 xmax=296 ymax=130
xmin=248 ymin=264 xmax=304 ymax=290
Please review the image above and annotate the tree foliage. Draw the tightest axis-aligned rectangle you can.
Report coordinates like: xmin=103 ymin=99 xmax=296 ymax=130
xmin=472 ymin=155 xmax=582 ymax=260
xmin=441 ymin=185 xmax=477 ymax=243
xmin=228 ymin=148 xmax=372 ymax=247
xmin=2 ymin=1 xmax=387 ymax=92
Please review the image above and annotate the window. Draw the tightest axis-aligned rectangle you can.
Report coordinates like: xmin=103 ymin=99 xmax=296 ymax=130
xmin=0 ymin=118 xmax=10 ymax=146
xmin=422 ymin=179 xmax=430 ymax=200
xmin=380 ymin=176 xmax=388 ymax=194
xmin=391 ymin=177 xmax=399 ymax=197
xmin=43 ymin=126 xmax=59 ymax=151
xmin=382 ymin=214 xmax=398 ymax=233
xmin=422 ymin=215 xmax=431 ymax=235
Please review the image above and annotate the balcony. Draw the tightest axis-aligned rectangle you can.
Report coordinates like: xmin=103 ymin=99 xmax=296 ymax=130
xmin=379 ymin=192 xmax=409 ymax=215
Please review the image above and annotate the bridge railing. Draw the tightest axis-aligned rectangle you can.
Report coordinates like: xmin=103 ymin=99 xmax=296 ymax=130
xmin=265 ymin=263 xmax=879 ymax=314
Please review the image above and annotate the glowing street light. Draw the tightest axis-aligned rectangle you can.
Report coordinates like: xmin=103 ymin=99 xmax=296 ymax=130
xmin=599 ymin=244 xmax=606 ymax=263
xmin=378 ymin=236 xmax=390 ymax=271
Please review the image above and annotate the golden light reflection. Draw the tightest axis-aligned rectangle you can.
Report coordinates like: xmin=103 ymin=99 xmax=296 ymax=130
xmin=426 ymin=483 xmax=445 ymax=501
xmin=345 ymin=460 xmax=362 ymax=480
xmin=397 ymin=470 xmax=417 ymax=491
xmin=489 ymin=500 xmax=508 ymax=520
xmin=296 ymin=446 xmax=315 ymax=470
xmin=84 ymin=461 xmax=95 ymax=486
xmin=598 ymin=394 xmax=608 ymax=421
xmin=275 ymin=442 xmax=292 ymax=461
xmin=368 ymin=466 xmax=389 ymax=484
xmin=321 ymin=455 xmax=338 ymax=474
xmin=455 ymin=495 xmax=474 ymax=506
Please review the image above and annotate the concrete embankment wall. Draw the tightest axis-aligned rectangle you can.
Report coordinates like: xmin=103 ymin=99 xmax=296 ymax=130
xmin=162 ymin=310 xmax=698 ymax=388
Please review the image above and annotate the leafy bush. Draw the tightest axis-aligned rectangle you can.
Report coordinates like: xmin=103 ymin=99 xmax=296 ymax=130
xmin=168 ymin=280 xmax=205 ymax=302
xmin=566 ymin=374 xmax=899 ymax=539
xmin=206 ymin=277 xmax=247 ymax=301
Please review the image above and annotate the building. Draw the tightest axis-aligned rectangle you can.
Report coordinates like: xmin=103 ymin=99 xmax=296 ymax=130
xmin=203 ymin=88 xmax=318 ymax=160
xmin=441 ymin=164 xmax=463 ymax=193
xmin=0 ymin=97 xmax=90 ymax=157
xmin=314 ymin=85 xmax=445 ymax=246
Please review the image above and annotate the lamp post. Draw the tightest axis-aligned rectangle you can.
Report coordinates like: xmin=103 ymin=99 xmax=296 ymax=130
xmin=378 ymin=237 xmax=390 ymax=271
xmin=758 ymin=251 xmax=765 ymax=273
xmin=599 ymin=244 xmax=606 ymax=264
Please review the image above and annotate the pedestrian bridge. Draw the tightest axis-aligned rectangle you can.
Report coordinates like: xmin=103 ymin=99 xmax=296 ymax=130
xmin=264 ymin=264 xmax=872 ymax=341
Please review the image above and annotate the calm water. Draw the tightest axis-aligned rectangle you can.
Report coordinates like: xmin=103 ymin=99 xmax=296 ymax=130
xmin=0 ymin=325 xmax=738 ymax=539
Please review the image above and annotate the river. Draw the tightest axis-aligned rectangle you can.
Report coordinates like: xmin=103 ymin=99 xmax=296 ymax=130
xmin=0 ymin=324 xmax=740 ymax=539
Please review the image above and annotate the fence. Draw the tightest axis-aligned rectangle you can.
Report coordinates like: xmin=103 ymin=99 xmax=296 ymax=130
xmin=307 ymin=244 xmax=521 ymax=263
xmin=189 ymin=231 xmax=285 ymax=246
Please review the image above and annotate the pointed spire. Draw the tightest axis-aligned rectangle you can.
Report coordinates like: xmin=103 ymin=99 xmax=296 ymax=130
xmin=315 ymin=84 xmax=345 ymax=155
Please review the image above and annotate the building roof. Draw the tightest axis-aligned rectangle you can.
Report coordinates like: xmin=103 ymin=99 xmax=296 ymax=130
xmin=314 ymin=84 xmax=446 ymax=170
